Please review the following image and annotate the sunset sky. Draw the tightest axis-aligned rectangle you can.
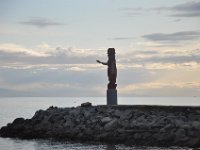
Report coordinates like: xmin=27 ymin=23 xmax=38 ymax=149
xmin=0 ymin=0 xmax=200 ymax=97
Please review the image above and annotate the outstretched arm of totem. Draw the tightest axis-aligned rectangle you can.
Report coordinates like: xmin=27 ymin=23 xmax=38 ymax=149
xmin=96 ymin=60 xmax=108 ymax=65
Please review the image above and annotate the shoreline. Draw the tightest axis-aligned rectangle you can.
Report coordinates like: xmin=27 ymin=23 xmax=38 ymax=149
xmin=1 ymin=103 xmax=200 ymax=148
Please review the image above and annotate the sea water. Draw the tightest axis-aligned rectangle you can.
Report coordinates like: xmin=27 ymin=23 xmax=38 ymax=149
xmin=0 ymin=97 xmax=199 ymax=150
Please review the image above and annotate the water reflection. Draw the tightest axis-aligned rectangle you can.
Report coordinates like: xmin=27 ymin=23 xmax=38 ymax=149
xmin=0 ymin=137 xmax=195 ymax=150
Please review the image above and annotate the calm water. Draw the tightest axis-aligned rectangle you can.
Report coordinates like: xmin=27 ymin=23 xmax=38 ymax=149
xmin=0 ymin=97 xmax=200 ymax=150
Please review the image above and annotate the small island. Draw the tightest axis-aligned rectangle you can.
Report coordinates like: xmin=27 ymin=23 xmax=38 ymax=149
xmin=1 ymin=102 xmax=200 ymax=148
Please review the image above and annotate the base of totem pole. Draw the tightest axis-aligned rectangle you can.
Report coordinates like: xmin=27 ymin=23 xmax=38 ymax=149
xmin=107 ymin=89 xmax=117 ymax=105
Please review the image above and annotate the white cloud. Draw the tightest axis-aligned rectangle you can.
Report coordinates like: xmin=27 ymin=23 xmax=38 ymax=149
xmin=0 ymin=43 xmax=49 ymax=57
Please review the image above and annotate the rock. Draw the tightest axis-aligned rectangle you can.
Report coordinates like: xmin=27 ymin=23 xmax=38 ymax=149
xmin=174 ymin=119 xmax=184 ymax=127
xmin=69 ymin=108 xmax=81 ymax=117
xmin=81 ymin=102 xmax=92 ymax=107
xmin=1 ymin=104 xmax=200 ymax=148
xmin=107 ymin=108 xmax=115 ymax=114
xmin=130 ymin=120 xmax=137 ymax=128
xmin=114 ymin=110 xmax=121 ymax=117
xmin=120 ymin=120 xmax=130 ymax=128
xmin=186 ymin=138 xmax=200 ymax=147
xmin=163 ymin=124 xmax=173 ymax=131
xmin=120 ymin=109 xmax=133 ymax=120
xmin=174 ymin=128 xmax=186 ymax=142
xmin=191 ymin=121 xmax=200 ymax=130
xmin=13 ymin=118 xmax=25 ymax=124
xmin=64 ymin=119 xmax=74 ymax=128
xmin=104 ymin=119 xmax=118 ymax=131
xmin=101 ymin=117 xmax=112 ymax=124
xmin=142 ymin=132 xmax=151 ymax=139
xmin=134 ymin=133 xmax=142 ymax=139
xmin=84 ymin=111 xmax=91 ymax=118
xmin=181 ymin=124 xmax=190 ymax=130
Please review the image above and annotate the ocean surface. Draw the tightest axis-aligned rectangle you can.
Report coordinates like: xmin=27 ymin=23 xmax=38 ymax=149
xmin=0 ymin=97 xmax=200 ymax=150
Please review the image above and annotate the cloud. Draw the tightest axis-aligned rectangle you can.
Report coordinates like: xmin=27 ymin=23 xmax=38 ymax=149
xmin=1 ymin=43 xmax=200 ymax=97
xmin=166 ymin=1 xmax=200 ymax=17
xmin=119 ymin=1 xmax=200 ymax=18
xmin=173 ymin=19 xmax=182 ymax=22
xmin=0 ymin=43 xmax=105 ymax=65
xmin=0 ymin=65 xmax=107 ymax=97
xmin=119 ymin=81 xmax=200 ymax=96
xmin=109 ymin=37 xmax=135 ymax=40
xmin=20 ymin=17 xmax=64 ymax=28
xmin=142 ymin=31 xmax=200 ymax=43
xmin=118 ymin=7 xmax=144 ymax=17
xmin=1 ymin=43 xmax=200 ymax=71
xmin=0 ymin=43 xmax=49 ymax=57
xmin=118 ymin=48 xmax=200 ymax=69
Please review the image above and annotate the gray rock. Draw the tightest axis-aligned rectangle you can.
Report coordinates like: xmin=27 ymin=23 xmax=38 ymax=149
xmin=13 ymin=118 xmax=25 ymax=124
xmin=174 ymin=119 xmax=184 ymax=127
xmin=120 ymin=109 xmax=133 ymax=120
xmin=142 ymin=132 xmax=151 ymax=139
xmin=64 ymin=119 xmax=74 ymax=128
xmin=104 ymin=119 xmax=118 ymax=131
xmin=84 ymin=111 xmax=91 ymax=118
xmin=134 ymin=133 xmax=142 ymax=139
xmin=186 ymin=138 xmax=200 ymax=147
xmin=191 ymin=121 xmax=200 ymax=130
xmin=120 ymin=120 xmax=130 ymax=128
xmin=181 ymin=124 xmax=190 ymax=130
xmin=107 ymin=108 xmax=115 ymax=114
xmin=163 ymin=124 xmax=173 ymax=130
xmin=101 ymin=117 xmax=112 ymax=124
xmin=195 ymin=110 xmax=200 ymax=114
xmin=130 ymin=120 xmax=138 ymax=128
xmin=174 ymin=128 xmax=186 ymax=142
xmin=69 ymin=108 xmax=81 ymax=117
xmin=81 ymin=102 xmax=92 ymax=107
xmin=114 ymin=110 xmax=121 ymax=117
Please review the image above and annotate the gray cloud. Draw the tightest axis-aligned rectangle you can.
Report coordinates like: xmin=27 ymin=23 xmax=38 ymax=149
xmin=142 ymin=31 xmax=200 ymax=43
xmin=20 ymin=17 xmax=64 ymax=28
xmin=1 ymin=45 xmax=200 ymax=68
xmin=0 ymin=47 xmax=105 ymax=65
xmin=169 ymin=1 xmax=200 ymax=17
xmin=153 ymin=1 xmax=200 ymax=17
xmin=118 ymin=7 xmax=144 ymax=17
xmin=119 ymin=49 xmax=200 ymax=64
xmin=0 ymin=64 xmax=107 ymax=97
xmin=173 ymin=19 xmax=182 ymax=22
xmin=109 ymin=37 xmax=135 ymax=40
xmin=119 ymin=1 xmax=200 ymax=18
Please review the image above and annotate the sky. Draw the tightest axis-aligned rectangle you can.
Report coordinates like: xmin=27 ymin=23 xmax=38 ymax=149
xmin=0 ymin=0 xmax=200 ymax=97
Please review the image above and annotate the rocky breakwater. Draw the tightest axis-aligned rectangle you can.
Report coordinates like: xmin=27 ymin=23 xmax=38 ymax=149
xmin=1 ymin=102 xmax=200 ymax=148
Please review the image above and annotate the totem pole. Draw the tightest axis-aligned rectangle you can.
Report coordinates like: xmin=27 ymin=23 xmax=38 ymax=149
xmin=96 ymin=48 xmax=117 ymax=105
